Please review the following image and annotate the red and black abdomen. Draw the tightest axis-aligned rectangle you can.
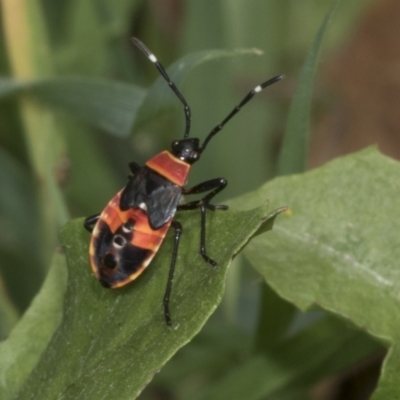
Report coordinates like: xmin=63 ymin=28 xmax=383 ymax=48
xmin=89 ymin=191 xmax=171 ymax=288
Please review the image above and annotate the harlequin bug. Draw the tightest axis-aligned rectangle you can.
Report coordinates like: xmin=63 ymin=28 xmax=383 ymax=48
xmin=84 ymin=37 xmax=283 ymax=326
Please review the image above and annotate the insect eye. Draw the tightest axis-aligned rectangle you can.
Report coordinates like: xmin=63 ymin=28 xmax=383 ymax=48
xmin=103 ymin=253 xmax=117 ymax=269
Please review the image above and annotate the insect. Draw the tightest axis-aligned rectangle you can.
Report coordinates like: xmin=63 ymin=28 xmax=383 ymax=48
xmin=84 ymin=37 xmax=283 ymax=326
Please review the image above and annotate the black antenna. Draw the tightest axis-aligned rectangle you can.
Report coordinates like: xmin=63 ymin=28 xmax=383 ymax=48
xmin=200 ymin=75 xmax=284 ymax=152
xmin=132 ymin=37 xmax=191 ymax=139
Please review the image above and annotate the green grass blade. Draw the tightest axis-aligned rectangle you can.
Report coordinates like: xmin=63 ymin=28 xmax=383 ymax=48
xmin=278 ymin=0 xmax=341 ymax=176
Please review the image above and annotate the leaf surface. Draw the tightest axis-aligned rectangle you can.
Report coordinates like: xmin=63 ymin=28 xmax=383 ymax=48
xmin=238 ymin=148 xmax=400 ymax=399
xmin=0 ymin=253 xmax=67 ymax=399
xmin=15 ymin=204 xmax=281 ymax=399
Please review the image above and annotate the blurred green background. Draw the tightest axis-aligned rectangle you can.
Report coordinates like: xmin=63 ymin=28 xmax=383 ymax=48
xmin=0 ymin=0 xmax=391 ymax=398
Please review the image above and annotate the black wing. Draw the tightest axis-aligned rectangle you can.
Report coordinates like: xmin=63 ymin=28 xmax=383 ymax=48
xmin=120 ymin=166 xmax=181 ymax=229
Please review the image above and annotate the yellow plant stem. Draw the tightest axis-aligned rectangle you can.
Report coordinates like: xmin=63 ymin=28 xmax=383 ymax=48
xmin=1 ymin=0 xmax=69 ymax=269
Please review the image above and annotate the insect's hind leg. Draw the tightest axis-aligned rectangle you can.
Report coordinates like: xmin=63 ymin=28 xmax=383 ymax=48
xmin=84 ymin=214 xmax=100 ymax=233
xmin=163 ymin=220 xmax=183 ymax=326
xmin=178 ymin=177 xmax=228 ymax=267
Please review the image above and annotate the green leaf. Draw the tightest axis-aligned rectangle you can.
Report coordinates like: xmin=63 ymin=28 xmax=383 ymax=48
xmin=0 ymin=77 xmax=146 ymax=137
xmin=0 ymin=253 xmax=67 ymax=399
xmin=30 ymin=77 xmax=146 ymax=137
xmin=15 ymin=204 xmax=281 ymax=399
xmin=241 ymin=148 xmax=400 ymax=399
xmin=133 ymin=48 xmax=264 ymax=132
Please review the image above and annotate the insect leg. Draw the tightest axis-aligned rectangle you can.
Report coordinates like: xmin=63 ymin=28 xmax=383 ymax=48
xmin=178 ymin=178 xmax=228 ymax=266
xmin=198 ymin=202 xmax=217 ymax=266
xmin=84 ymin=214 xmax=100 ymax=233
xmin=180 ymin=177 xmax=228 ymax=210
xmin=163 ymin=220 xmax=183 ymax=326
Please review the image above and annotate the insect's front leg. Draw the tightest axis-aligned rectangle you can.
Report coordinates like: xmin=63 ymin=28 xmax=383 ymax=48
xmin=163 ymin=220 xmax=182 ymax=326
xmin=180 ymin=177 xmax=228 ymax=210
xmin=84 ymin=214 xmax=100 ymax=233
xmin=178 ymin=177 xmax=228 ymax=267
